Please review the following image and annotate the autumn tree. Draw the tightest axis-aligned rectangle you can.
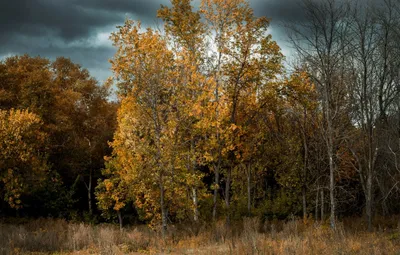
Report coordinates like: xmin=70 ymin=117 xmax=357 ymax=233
xmin=199 ymin=0 xmax=284 ymax=222
xmin=158 ymin=0 xmax=208 ymax=223
xmin=0 ymin=55 xmax=115 ymax=217
xmin=109 ymin=20 xmax=200 ymax=237
xmin=0 ymin=109 xmax=48 ymax=210
xmin=283 ymin=70 xmax=318 ymax=220
xmin=105 ymin=0 xmax=285 ymax=233
xmin=96 ymin=158 xmax=130 ymax=229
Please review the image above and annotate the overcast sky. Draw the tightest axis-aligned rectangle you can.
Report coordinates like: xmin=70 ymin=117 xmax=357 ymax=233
xmin=0 ymin=0 xmax=305 ymax=83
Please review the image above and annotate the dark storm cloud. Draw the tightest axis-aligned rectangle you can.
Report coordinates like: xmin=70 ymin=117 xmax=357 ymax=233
xmin=0 ymin=0 xmax=300 ymax=83
xmin=0 ymin=0 xmax=121 ymax=42
xmin=251 ymin=0 xmax=306 ymax=24
xmin=250 ymin=0 xmax=305 ymax=57
xmin=74 ymin=0 xmax=170 ymax=17
xmin=0 ymin=0 xmax=172 ymax=82
xmin=0 ymin=0 xmax=171 ymax=42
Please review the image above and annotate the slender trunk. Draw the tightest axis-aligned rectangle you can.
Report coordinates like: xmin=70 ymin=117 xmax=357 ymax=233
xmin=225 ymin=167 xmax=232 ymax=225
xmin=88 ymin=170 xmax=92 ymax=215
xmin=191 ymin=140 xmax=199 ymax=222
xmin=117 ymin=210 xmax=123 ymax=230
xmin=192 ymin=187 xmax=199 ymax=222
xmin=315 ymin=186 xmax=319 ymax=221
xmin=246 ymin=164 xmax=251 ymax=216
xmin=366 ymin=171 xmax=373 ymax=231
xmin=153 ymin=103 xmax=167 ymax=238
xmin=212 ymin=31 xmax=223 ymax=222
xmin=302 ymin=109 xmax=308 ymax=221
xmin=365 ymin=128 xmax=376 ymax=232
xmin=85 ymin=138 xmax=93 ymax=216
xmin=328 ymin=147 xmax=336 ymax=229
xmin=213 ymin=164 xmax=220 ymax=221
xmin=160 ymin=177 xmax=167 ymax=239
xmin=302 ymin=186 xmax=307 ymax=221
xmin=321 ymin=189 xmax=325 ymax=222
xmin=324 ymin=80 xmax=335 ymax=229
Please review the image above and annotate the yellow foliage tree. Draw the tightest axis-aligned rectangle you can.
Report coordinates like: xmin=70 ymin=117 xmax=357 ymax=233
xmin=0 ymin=109 xmax=48 ymax=209
xmin=104 ymin=0 xmax=286 ymax=233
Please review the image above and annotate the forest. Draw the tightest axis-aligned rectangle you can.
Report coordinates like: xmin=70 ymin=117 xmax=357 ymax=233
xmin=1 ymin=0 xmax=400 ymax=254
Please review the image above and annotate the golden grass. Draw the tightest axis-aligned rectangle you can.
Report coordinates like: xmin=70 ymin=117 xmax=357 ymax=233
xmin=1 ymin=217 xmax=400 ymax=254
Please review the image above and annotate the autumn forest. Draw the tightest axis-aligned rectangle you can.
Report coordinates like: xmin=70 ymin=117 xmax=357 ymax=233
xmin=2 ymin=0 xmax=400 ymax=253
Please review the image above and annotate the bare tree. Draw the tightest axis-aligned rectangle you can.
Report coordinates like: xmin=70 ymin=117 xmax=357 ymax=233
xmin=374 ymin=0 xmax=400 ymax=218
xmin=346 ymin=0 xmax=381 ymax=232
xmin=287 ymin=0 xmax=351 ymax=229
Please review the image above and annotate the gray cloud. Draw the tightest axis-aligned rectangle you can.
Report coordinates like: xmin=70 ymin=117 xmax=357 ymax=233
xmin=1 ymin=1 xmax=118 ymax=42
xmin=252 ymin=0 xmax=306 ymax=24
xmin=0 ymin=0 xmax=302 ymax=83
xmin=73 ymin=0 xmax=170 ymax=17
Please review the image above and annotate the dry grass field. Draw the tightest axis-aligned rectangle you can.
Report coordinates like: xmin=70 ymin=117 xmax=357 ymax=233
xmin=1 ymin=217 xmax=400 ymax=254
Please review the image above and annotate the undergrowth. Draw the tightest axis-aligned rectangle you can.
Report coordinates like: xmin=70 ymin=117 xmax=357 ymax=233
xmin=1 ymin=216 xmax=399 ymax=254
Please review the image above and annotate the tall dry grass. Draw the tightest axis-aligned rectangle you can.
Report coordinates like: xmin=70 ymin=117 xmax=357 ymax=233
xmin=0 ymin=218 xmax=152 ymax=254
xmin=1 ymin=216 xmax=400 ymax=254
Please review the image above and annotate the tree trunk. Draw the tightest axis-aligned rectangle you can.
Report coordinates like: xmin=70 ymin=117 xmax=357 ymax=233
xmin=321 ymin=189 xmax=324 ymax=222
xmin=117 ymin=210 xmax=123 ymax=231
xmin=85 ymin=138 xmax=93 ymax=216
xmin=302 ymin=186 xmax=307 ymax=221
xmin=365 ymin=135 xmax=376 ymax=232
xmin=189 ymin=139 xmax=199 ymax=222
xmin=160 ymin=178 xmax=167 ymax=239
xmin=225 ymin=167 xmax=232 ymax=225
xmin=88 ymin=170 xmax=92 ymax=215
xmin=328 ymin=147 xmax=336 ymax=229
xmin=192 ymin=187 xmax=199 ymax=222
xmin=246 ymin=164 xmax=251 ymax=216
xmin=366 ymin=171 xmax=373 ymax=231
xmin=315 ymin=187 xmax=319 ymax=221
xmin=213 ymin=164 xmax=220 ymax=221
xmin=301 ymin=109 xmax=308 ymax=222
xmin=325 ymin=79 xmax=336 ymax=229
xmin=212 ymin=41 xmax=222 ymax=222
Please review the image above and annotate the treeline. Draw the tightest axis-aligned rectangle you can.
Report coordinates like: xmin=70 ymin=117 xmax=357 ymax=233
xmin=0 ymin=56 xmax=117 ymax=219
xmin=1 ymin=0 xmax=400 ymax=235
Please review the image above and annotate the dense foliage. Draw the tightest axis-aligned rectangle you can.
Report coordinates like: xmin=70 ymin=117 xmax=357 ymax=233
xmin=1 ymin=0 xmax=400 ymax=235
xmin=0 ymin=55 xmax=117 ymax=219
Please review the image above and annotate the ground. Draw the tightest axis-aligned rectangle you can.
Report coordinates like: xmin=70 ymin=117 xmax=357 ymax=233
xmin=1 ymin=217 xmax=400 ymax=254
